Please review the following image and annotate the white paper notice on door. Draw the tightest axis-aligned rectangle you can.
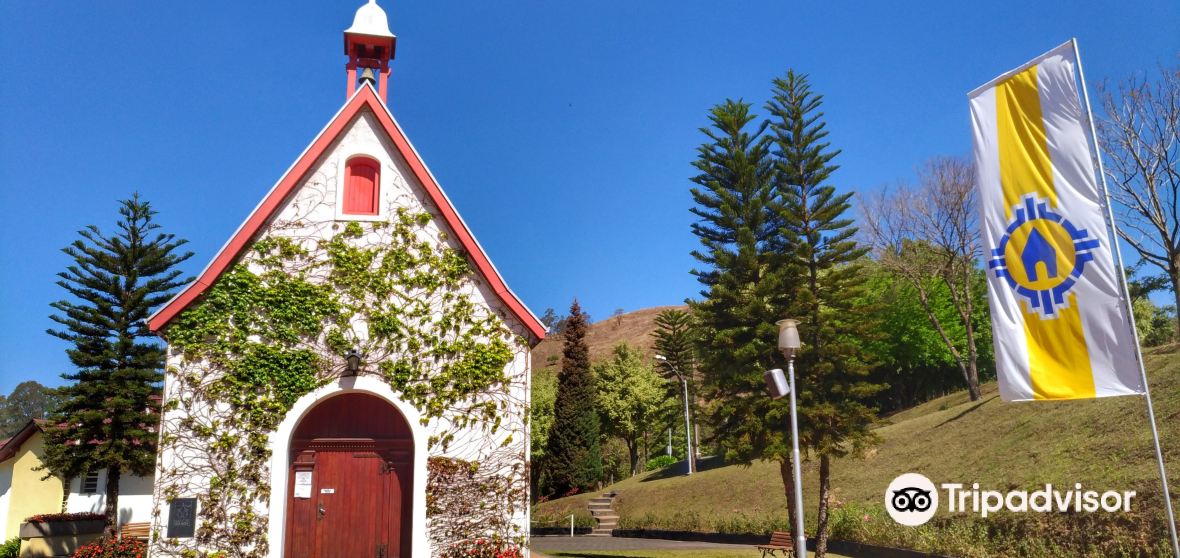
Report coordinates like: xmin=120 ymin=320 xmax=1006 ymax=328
xmin=294 ymin=471 xmax=312 ymax=499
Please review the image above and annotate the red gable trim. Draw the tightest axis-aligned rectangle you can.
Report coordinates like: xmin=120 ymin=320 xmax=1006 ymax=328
xmin=147 ymin=86 xmax=545 ymax=344
xmin=0 ymin=420 xmax=42 ymax=462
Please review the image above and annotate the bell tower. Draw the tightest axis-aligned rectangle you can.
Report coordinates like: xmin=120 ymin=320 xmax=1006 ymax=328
xmin=344 ymin=0 xmax=396 ymax=101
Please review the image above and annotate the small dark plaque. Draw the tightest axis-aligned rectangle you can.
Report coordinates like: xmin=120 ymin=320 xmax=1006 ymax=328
xmin=167 ymin=498 xmax=198 ymax=538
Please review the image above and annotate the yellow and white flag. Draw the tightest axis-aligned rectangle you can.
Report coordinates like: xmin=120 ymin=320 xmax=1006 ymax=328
xmin=969 ymin=40 xmax=1144 ymax=401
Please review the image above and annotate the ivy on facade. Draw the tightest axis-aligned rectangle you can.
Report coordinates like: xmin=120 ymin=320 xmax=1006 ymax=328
xmin=151 ymin=185 xmax=529 ymax=558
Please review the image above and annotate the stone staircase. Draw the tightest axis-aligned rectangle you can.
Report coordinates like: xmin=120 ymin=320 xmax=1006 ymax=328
xmin=587 ymin=492 xmax=618 ymax=536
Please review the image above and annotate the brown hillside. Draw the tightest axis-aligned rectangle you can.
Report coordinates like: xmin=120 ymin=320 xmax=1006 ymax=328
xmin=531 ymin=305 xmax=687 ymax=373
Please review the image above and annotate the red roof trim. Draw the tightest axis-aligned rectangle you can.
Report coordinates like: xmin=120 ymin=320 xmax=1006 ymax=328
xmin=0 ymin=420 xmax=42 ymax=462
xmin=147 ymin=86 xmax=545 ymax=343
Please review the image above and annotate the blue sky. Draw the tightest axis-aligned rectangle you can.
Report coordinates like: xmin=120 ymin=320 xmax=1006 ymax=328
xmin=1 ymin=1 xmax=1176 ymax=394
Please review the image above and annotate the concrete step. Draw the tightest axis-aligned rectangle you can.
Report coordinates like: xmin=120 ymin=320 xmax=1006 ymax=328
xmin=589 ymin=492 xmax=618 ymax=537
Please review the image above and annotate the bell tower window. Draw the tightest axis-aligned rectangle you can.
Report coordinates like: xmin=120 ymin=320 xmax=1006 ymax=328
xmin=343 ymin=157 xmax=380 ymax=215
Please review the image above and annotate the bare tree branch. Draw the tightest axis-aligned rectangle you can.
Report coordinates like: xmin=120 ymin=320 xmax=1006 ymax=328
xmin=1099 ymin=63 xmax=1180 ymax=336
xmin=859 ymin=156 xmax=984 ymax=400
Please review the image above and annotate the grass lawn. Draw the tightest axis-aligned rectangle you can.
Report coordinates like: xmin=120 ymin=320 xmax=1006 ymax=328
xmin=534 ymin=348 xmax=1180 ymax=556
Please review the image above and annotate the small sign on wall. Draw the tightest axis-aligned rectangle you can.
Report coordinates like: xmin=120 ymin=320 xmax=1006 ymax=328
xmin=167 ymin=498 xmax=197 ymax=538
xmin=294 ymin=471 xmax=313 ymax=499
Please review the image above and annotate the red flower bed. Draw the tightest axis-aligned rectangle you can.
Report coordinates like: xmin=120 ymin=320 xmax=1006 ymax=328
xmin=72 ymin=537 xmax=146 ymax=558
xmin=25 ymin=512 xmax=105 ymax=523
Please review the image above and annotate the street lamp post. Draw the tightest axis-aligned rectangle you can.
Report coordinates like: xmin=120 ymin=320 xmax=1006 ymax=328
xmin=655 ymin=354 xmax=693 ymax=475
xmin=766 ymin=319 xmax=806 ymax=558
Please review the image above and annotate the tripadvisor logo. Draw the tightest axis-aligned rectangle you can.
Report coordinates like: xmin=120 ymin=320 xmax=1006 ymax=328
xmin=885 ymin=473 xmax=939 ymax=526
xmin=885 ymin=473 xmax=1137 ymax=526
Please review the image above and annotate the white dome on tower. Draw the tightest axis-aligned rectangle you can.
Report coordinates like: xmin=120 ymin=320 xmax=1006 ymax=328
xmin=345 ymin=0 xmax=394 ymax=38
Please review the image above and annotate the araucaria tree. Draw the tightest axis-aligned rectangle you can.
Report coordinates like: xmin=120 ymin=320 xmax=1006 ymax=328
xmin=687 ymin=100 xmax=806 ymax=537
xmin=542 ymin=300 xmax=602 ymax=496
xmin=769 ymin=71 xmax=884 ymax=557
xmin=44 ymin=195 xmax=192 ymax=534
xmin=651 ymin=308 xmax=698 ymax=463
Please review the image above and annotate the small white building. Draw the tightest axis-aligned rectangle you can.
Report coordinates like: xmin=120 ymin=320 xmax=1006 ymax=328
xmin=143 ymin=2 xmax=543 ymax=558
xmin=64 ymin=469 xmax=154 ymax=527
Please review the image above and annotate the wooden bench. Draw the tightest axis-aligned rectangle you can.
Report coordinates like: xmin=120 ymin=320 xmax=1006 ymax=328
xmin=757 ymin=531 xmax=795 ymax=558
xmin=119 ymin=522 xmax=150 ymax=541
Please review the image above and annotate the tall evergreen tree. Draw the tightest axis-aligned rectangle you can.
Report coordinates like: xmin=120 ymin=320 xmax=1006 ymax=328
xmin=651 ymin=308 xmax=699 ymax=464
xmin=43 ymin=195 xmax=192 ymax=534
xmin=768 ymin=71 xmax=885 ymax=557
xmin=541 ymin=300 xmax=602 ymax=496
xmin=651 ymin=309 xmax=696 ymax=379
xmin=688 ymin=100 xmax=808 ymax=532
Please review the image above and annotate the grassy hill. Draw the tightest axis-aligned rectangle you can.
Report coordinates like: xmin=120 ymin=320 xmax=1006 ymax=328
xmin=532 ymin=305 xmax=687 ymax=372
xmin=534 ymin=346 xmax=1180 ymax=557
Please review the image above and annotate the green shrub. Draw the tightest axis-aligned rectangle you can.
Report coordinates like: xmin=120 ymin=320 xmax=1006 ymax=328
xmin=645 ymin=454 xmax=678 ymax=470
xmin=0 ymin=537 xmax=21 ymax=558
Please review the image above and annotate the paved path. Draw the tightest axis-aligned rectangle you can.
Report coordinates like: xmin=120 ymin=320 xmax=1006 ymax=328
xmin=532 ymin=535 xmax=756 ymax=553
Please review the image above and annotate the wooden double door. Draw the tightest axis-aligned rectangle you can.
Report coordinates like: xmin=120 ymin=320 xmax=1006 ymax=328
xmin=285 ymin=394 xmax=413 ymax=558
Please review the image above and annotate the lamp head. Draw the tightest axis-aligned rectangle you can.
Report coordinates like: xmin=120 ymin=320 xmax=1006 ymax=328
xmin=776 ymin=319 xmax=801 ymax=358
xmin=344 ymin=348 xmax=362 ymax=376
xmin=764 ymin=368 xmax=789 ymax=399
xmin=654 ymin=354 xmax=668 ymax=362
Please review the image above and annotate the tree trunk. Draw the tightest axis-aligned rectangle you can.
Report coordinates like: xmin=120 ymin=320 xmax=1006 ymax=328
xmin=61 ymin=476 xmax=70 ymax=513
xmin=104 ymin=465 xmax=120 ymax=537
xmin=815 ymin=455 xmax=832 ymax=558
xmin=778 ymin=458 xmax=800 ymax=548
xmin=916 ymin=285 xmax=979 ymax=401
xmin=1171 ymin=268 xmax=1180 ymax=341
xmin=627 ymin=438 xmax=640 ymax=477
xmin=966 ymin=359 xmax=982 ymax=400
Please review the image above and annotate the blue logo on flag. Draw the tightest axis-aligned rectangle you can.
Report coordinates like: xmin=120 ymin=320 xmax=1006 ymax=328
xmin=988 ymin=196 xmax=1099 ymax=318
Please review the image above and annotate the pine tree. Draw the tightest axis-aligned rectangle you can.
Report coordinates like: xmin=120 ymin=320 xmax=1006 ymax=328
xmin=651 ymin=309 xmax=696 ymax=379
xmin=541 ymin=300 xmax=602 ymax=496
xmin=768 ymin=71 xmax=885 ymax=557
xmin=43 ymin=195 xmax=192 ymax=534
xmin=650 ymin=308 xmax=698 ymax=465
xmin=689 ymin=100 xmax=807 ymax=529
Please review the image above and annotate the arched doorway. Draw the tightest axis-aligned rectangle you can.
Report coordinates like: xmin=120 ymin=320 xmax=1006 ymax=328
xmin=284 ymin=392 xmax=413 ymax=558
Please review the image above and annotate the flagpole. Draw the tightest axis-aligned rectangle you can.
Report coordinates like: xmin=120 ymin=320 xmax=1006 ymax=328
xmin=1071 ymin=37 xmax=1180 ymax=556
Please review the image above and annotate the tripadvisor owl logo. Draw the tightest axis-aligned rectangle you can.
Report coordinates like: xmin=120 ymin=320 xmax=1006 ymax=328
xmin=885 ymin=473 xmax=939 ymax=526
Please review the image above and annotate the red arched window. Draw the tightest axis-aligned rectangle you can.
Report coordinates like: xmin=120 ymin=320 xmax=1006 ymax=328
xmin=343 ymin=157 xmax=380 ymax=215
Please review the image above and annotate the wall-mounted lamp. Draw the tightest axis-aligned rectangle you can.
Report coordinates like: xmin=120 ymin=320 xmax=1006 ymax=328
xmin=344 ymin=348 xmax=362 ymax=376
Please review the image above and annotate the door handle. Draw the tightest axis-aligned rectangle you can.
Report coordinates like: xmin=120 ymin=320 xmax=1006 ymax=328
xmin=377 ymin=543 xmax=387 ymax=558
xmin=317 ymin=502 xmax=326 ymax=520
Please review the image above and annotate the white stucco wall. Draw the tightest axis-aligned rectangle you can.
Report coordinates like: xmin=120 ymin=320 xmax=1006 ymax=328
xmin=151 ymin=99 xmax=532 ymax=558
xmin=0 ymin=460 xmax=13 ymax=539
xmin=66 ymin=470 xmax=155 ymax=526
